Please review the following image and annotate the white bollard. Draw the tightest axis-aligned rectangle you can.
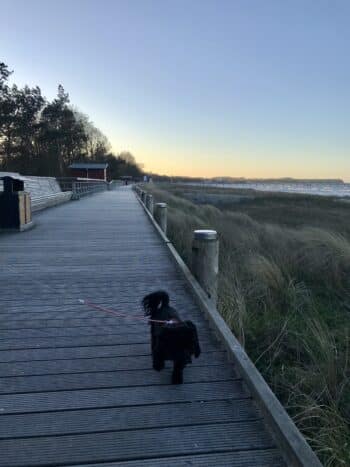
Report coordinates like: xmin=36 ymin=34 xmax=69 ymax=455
xmin=192 ymin=230 xmax=219 ymax=305
xmin=154 ymin=202 xmax=167 ymax=234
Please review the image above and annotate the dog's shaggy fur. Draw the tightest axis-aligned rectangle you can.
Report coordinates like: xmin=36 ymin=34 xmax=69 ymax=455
xmin=142 ymin=290 xmax=201 ymax=384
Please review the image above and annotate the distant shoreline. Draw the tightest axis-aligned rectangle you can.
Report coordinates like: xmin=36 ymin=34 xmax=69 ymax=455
xmin=183 ymin=180 xmax=350 ymax=198
xmin=155 ymin=175 xmax=347 ymax=185
xmin=209 ymin=178 xmax=345 ymax=184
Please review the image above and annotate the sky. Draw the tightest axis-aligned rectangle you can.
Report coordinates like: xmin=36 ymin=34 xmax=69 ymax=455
xmin=1 ymin=0 xmax=349 ymax=180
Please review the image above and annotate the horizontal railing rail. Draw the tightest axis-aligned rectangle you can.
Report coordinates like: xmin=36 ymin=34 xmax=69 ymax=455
xmin=58 ymin=178 xmax=108 ymax=199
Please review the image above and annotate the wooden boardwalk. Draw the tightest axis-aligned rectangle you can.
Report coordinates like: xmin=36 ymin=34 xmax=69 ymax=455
xmin=0 ymin=187 xmax=286 ymax=466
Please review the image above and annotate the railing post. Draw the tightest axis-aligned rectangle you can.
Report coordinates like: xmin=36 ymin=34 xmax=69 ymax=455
xmin=192 ymin=230 xmax=219 ymax=305
xmin=71 ymin=182 xmax=80 ymax=200
xmin=154 ymin=202 xmax=167 ymax=234
xmin=145 ymin=194 xmax=154 ymax=216
xmin=141 ymin=191 xmax=146 ymax=203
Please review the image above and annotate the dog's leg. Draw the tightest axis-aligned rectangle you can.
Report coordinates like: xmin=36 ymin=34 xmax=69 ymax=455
xmin=172 ymin=359 xmax=185 ymax=384
xmin=153 ymin=355 xmax=165 ymax=371
xmin=151 ymin=332 xmax=165 ymax=371
xmin=151 ymin=333 xmax=156 ymax=353
xmin=152 ymin=349 xmax=165 ymax=371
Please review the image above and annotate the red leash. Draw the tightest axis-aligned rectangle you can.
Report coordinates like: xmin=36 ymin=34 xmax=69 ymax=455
xmin=78 ymin=299 xmax=178 ymax=325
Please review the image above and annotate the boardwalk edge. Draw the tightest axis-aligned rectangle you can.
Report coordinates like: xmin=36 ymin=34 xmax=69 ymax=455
xmin=136 ymin=189 xmax=322 ymax=467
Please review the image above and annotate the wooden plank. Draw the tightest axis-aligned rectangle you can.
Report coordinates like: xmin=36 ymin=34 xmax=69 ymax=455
xmin=0 ymin=332 xmax=217 ymax=350
xmin=0 ymin=299 xmax=200 ymax=313
xmin=0 ymin=317 xmax=208 ymax=330
xmin=0 ymin=352 xmax=226 ymax=377
xmin=0 ymin=344 xmax=151 ymax=362
xmin=0 ymin=399 xmax=258 ymax=439
xmin=73 ymin=449 xmax=285 ymax=467
xmin=0 ymin=366 xmax=237 ymax=394
xmin=0 ymin=343 xmax=220 ymax=363
xmin=0 ymin=421 xmax=275 ymax=467
xmin=0 ymin=284 xmax=193 ymax=301
xmin=0 ymin=381 xmax=248 ymax=414
xmin=0 ymin=334 xmax=151 ymax=350
xmin=0 ymin=325 xmax=214 ymax=339
xmin=0 ymin=307 xmax=202 ymax=323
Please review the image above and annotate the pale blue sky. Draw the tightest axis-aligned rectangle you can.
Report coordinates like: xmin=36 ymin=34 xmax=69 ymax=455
xmin=1 ymin=0 xmax=349 ymax=179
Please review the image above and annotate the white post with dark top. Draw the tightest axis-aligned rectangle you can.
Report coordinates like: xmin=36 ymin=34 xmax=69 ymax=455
xmin=145 ymin=194 xmax=154 ymax=216
xmin=192 ymin=229 xmax=219 ymax=304
xmin=154 ymin=202 xmax=167 ymax=234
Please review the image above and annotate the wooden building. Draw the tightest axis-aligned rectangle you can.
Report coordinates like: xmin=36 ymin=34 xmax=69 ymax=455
xmin=69 ymin=163 xmax=108 ymax=181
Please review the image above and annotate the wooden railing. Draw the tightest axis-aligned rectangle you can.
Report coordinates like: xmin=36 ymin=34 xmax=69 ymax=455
xmin=58 ymin=179 xmax=108 ymax=199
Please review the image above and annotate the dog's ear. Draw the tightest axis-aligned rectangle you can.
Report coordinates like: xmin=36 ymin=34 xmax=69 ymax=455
xmin=141 ymin=295 xmax=151 ymax=316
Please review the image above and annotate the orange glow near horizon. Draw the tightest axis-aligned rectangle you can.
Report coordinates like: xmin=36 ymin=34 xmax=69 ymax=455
xmin=111 ymin=142 xmax=349 ymax=181
xmin=144 ymin=164 xmax=349 ymax=181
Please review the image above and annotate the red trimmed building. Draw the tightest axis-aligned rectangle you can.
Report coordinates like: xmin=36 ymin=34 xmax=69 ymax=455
xmin=69 ymin=163 xmax=108 ymax=181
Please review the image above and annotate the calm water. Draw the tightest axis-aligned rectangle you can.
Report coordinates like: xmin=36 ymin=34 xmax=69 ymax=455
xmin=194 ymin=182 xmax=350 ymax=198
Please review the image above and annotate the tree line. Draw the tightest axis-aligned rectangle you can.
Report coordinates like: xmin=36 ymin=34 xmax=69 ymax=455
xmin=0 ymin=62 xmax=143 ymax=179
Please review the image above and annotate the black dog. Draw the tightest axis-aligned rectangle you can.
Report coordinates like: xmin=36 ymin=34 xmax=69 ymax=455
xmin=142 ymin=290 xmax=201 ymax=384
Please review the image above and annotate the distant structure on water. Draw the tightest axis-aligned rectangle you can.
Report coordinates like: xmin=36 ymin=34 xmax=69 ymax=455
xmin=69 ymin=163 xmax=109 ymax=181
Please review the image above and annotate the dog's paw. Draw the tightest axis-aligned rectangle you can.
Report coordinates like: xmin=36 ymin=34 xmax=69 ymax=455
xmin=153 ymin=360 xmax=165 ymax=371
xmin=172 ymin=372 xmax=183 ymax=384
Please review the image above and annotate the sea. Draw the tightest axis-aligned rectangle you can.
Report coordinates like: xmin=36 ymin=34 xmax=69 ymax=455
xmin=192 ymin=182 xmax=350 ymax=198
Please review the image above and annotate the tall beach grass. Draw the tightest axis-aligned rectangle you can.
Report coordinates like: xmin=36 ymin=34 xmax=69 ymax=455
xmin=144 ymin=183 xmax=350 ymax=467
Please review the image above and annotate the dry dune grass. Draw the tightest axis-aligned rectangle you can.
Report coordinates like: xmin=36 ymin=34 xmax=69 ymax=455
xmin=144 ymin=183 xmax=350 ymax=467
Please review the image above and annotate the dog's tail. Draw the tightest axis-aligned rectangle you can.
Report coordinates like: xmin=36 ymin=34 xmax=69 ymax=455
xmin=184 ymin=320 xmax=201 ymax=358
xmin=142 ymin=290 xmax=170 ymax=317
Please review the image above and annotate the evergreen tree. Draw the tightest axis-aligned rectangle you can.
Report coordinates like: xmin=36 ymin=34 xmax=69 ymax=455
xmin=0 ymin=62 xmax=143 ymax=179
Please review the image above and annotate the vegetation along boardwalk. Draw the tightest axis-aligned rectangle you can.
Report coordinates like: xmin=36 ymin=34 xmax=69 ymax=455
xmin=0 ymin=187 xmax=287 ymax=466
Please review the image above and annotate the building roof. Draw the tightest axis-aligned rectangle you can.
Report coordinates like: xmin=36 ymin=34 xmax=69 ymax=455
xmin=69 ymin=163 xmax=108 ymax=169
